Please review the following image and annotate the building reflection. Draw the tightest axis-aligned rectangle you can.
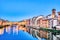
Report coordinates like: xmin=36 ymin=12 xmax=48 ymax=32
xmin=0 ymin=28 xmax=4 ymax=35
xmin=6 ymin=26 xmax=11 ymax=34
xmin=0 ymin=24 xmax=27 ymax=35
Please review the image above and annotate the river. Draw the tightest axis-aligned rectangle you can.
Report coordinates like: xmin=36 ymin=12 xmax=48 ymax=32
xmin=0 ymin=26 xmax=46 ymax=40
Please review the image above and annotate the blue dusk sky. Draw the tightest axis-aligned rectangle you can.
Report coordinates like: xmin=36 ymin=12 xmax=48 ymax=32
xmin=0 ymin=0 xmax=60 ymax=21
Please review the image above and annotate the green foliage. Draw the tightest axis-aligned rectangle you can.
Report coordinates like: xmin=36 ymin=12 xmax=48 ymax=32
xmin=39 ymin=28 xmax=60 ymax=35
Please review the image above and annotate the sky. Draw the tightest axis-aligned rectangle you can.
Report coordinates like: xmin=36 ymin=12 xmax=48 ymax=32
xmin=0 ymin=0 xmax=60 ymax=21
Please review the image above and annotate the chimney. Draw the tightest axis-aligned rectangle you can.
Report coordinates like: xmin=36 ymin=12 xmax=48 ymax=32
xmin=58 ymin=12 xmax=60 ymax=20
xmin=52 ymin=9 xmax=56 ymax=18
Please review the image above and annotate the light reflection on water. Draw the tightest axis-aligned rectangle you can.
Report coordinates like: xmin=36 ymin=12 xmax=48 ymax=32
xmin=0 ymin=26 xmax=46 ymax=40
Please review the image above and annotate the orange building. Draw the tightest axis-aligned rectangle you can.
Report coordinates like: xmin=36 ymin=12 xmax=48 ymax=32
xmin=37 ymin=18 xmax=43 ymax=27
xmin=37 ymin=18 xmax=49 ymax=38
xmin=0 ymin=20 xmax=3 ymax=25
xmin=26 ymin=19 xmax=30 ymax=26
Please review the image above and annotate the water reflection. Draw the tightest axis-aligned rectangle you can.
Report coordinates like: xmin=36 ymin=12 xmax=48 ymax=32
xmin=0 ymin=28 xmax=4 ymax=35
xmin=0 ymin=25 xmax=46 ymax=40
xmin=6 ymin=26 xmax=11 ymax=34
xmin=0 ymin=25 xmax=38 ymax=40
xmin=0 ymin=25 xmax=19 ymax=35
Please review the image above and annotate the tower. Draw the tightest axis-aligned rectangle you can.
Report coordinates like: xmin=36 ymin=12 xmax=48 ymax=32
xmin=52 ymin=9 xmax=56 ymax=18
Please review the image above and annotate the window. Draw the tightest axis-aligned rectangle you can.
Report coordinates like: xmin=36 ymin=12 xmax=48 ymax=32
xmin=59 ymin=22 xmax=60 ymax=24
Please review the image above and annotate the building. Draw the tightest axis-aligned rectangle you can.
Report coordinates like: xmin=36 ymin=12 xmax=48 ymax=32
xmin=0 ymin=19 xmax=3 ymax=25
xmin=51 ymin=9 xmax=56 ymax=18
xmin=29 ymin=9 xmax=60 ymax=39
xmin=25 ymin=19 xmax=30 ymax=26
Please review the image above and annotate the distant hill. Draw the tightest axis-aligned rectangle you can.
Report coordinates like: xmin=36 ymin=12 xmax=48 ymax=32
xmin=0 ymin=18 xmax=9 ymax=22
